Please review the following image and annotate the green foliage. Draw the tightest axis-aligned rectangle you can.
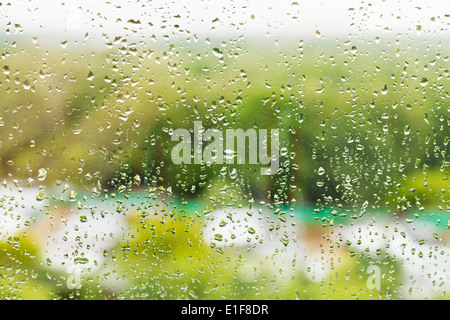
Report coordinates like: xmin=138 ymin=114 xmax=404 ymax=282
xmin=1 ymin=41 xmax=448 ymax=206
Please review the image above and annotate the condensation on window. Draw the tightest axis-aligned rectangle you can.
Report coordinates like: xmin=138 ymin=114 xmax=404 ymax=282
xmin=0 ymin=0 xmax=449 ymax=300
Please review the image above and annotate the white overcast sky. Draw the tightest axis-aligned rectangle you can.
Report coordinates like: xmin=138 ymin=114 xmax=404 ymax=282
xmin=0 ymin=0 xmax=449 ymax=43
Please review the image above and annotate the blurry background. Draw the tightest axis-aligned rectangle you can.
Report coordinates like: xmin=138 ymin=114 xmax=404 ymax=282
xmin=0 ymin=0 xmax=449 ymax=299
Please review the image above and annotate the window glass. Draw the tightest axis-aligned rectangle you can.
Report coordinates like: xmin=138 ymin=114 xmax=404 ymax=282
xmin=0 ymin=0 xmax=449 ymax=300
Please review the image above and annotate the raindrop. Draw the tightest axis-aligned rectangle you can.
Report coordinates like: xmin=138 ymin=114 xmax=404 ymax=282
xmin=212 ymin=48 xmax=223 ymax=58
xmin=37 ymin=168 xmax=47 ymax=181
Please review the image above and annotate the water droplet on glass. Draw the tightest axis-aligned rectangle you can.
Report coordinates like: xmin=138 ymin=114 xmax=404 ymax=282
xmin=37 ymin=168 xmax=47 ymax=181
xmin=212 ymin=48 xmax=223 ymax=58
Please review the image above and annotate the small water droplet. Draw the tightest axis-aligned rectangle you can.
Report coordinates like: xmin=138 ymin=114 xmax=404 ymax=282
xmin=69 ymin=190 xmax=77 ymax=201
xmin=280 ymin=238 xmax=289 ymax=247
xmin=420 ymin=77 xmax=428 ymax=86
xmin=37 ymin=168 xmax=47 ymax=181
xmin=212 ymin=48 xmax=223 ymax=58
xmin=74 ymin=257 xmax=89 ymax=265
